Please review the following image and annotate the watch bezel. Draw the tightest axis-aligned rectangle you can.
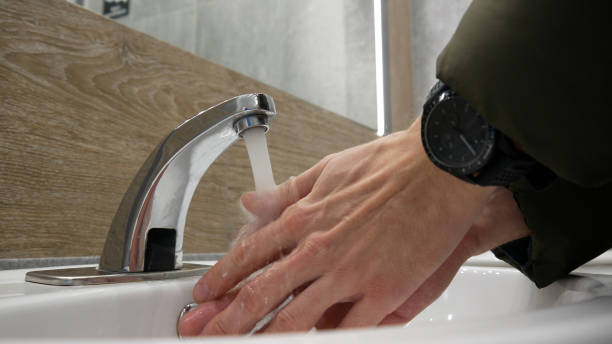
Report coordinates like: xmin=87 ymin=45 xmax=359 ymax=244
xmin=421 ymin=90 xmax=496 ymax=179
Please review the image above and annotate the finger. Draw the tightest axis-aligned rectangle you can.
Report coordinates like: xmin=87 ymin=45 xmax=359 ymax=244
xmin=193 ymin=209 xmax=306 ymax=303
xmin=264 ymin=276 xmax=347 ymax=333
xmin=337 ymin=297 xmax=396 ymax=329
xmin=241 ymin=156 xmax=330 ymax=220
xmin=200 ymin=251 xmax=324 ymax=336
xmin=378 ymin=313 xmax=408 ymax=326
xmin=195 ymin=158 xmax=332 ymax=304
xmin=196 ymin=176 xmax=333 ymax=304
xmin=252 ymin=281 xmax=315 ymax=335
xmin=177 ymin=293 xmax=235 ymax=337
xmin=230 ymin=220 xmax=266 ymax=249
xmin=378 ymin=237 xmax=473 ymax=326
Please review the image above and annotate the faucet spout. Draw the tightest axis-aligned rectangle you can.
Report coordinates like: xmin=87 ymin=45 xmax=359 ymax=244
xmin=99 ymin=94 xmax=276 ymax=273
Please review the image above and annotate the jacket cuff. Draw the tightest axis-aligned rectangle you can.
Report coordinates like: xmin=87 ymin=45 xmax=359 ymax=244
xmin=500 ymin=177 xmax=612 ymax=288
xmin=492 ymin=237 xmax=532 ymax=277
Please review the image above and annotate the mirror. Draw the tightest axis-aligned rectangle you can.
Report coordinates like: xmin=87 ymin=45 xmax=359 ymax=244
xmin=69 ymin=0 xmax=473 ymax=134
xmin=70 ymin=0 xmax=378 ymax=130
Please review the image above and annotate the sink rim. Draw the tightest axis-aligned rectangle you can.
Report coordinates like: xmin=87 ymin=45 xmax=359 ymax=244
xmin=1 ymin=262 xmax=612 ymax=342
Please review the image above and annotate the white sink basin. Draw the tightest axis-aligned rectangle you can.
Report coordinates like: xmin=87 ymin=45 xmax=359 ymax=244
xmin=0 ymin=265 xmax=201 ymax=339
xmin=1 ymin=260 xmax=611 ymax=343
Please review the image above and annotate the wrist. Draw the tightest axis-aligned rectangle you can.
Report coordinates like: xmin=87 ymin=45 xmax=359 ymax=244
xmin=465 ymin=188 xmax=530 ymax=256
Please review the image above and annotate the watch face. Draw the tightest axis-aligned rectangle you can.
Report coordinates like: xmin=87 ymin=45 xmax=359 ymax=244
xmin=423 ymin=96 xmax=495 ymax=174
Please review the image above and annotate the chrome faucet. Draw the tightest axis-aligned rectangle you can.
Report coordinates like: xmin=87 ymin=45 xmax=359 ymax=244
xmin=99 ymin=93 xmax=276 ymax=273
xmin=25 ymin=94 xmax=276 ymax=286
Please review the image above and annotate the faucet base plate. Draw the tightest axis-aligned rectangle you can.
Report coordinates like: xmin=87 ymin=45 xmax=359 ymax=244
xmin=25 ymin=263 xmax=211 ymax=286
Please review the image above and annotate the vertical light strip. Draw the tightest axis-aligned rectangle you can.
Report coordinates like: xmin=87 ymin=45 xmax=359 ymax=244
xmin=373 ymin=0 xmax=385 ymax=136
xmin=373 ymin=0 xmax=390 ymax=136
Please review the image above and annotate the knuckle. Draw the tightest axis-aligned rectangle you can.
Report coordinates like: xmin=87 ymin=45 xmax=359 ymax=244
xmin=274 ymin=307 xmax=301 ymax=331
xmin=207 ymin=318 xmax=231 ymax=335
xmin=235 ymin=283 xmax=264 ymax=318
xmin=299 ymin=233 xmax=328 ymax=259
xmin=282 ymin=204 xmax=307 ymax=230
xmin=322 ymin=153 xmax=336 ymax=164
xmin=364 ymin=279 xmax=402 ymax=306
xmin=368 ymin=278 xmax=391 ymax=294
xmin=375 ymin=291 xmax=397 ymax=308
xmin=229 ymin=243 xmax=250 ymax=269
xmin=331 ymin=259 xmax=354 ymax=279
xmin=278 ymin=175 xmax=302 ymax=207
xmin=285 ymin=175 xmax=301 ymax=201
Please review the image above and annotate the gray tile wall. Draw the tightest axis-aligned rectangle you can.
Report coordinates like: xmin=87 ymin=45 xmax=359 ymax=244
xmin=115 ymin=0 xmax=197 ymax=53
xmin=192 ymin=0 xmax=377 ymax=129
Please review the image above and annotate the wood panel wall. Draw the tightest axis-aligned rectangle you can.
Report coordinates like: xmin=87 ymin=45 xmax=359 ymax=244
xmin=0 ymin=0 xmax=376 ymax=259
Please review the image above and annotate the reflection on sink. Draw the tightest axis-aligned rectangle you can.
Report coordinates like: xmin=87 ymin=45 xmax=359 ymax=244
xmin=1 ymin=262 xmax=611 ymax=342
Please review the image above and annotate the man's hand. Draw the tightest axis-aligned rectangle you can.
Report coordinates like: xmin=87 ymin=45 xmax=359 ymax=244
xmin=179 ymin=117 xmax=520 ymax=336
xmin=178 ymin=187 xmax=529 ymax=335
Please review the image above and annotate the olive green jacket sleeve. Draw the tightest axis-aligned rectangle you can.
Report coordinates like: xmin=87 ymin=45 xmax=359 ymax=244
xmin=436 ymin=1 xmax=612 ymax=287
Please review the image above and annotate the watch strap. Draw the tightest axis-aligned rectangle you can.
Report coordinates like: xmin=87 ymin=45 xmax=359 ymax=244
xmin=470 ymin=131 xmax=537 ymax=186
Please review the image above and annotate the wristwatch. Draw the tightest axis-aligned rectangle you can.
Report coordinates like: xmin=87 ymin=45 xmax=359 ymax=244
xmin=421 ymin=81 xmax=536 ymax=186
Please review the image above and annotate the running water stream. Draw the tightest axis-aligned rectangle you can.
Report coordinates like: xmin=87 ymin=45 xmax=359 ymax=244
xmin=242 ymin=127 xmax=289 ymax=334
xmin=242 ymin=127 xmax=276 ymax=192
